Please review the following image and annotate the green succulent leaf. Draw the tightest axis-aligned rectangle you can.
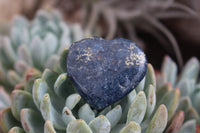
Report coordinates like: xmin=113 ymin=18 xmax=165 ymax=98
xmin=184 ymin=107 xmax=200 ymax=124
xmin=0 ymin=108 xmax=21 ymax=133
xmin=135 ymin=76 xmax=145 ymax=92
xmin=11 ymin=90 xmax=37 ymax=121
xmin=8 ymin=127 xmax=26 ymax=133
xmin=14 ymin=60 xmax=30 ymax=75
xmin=156 ymin=88 xmax=180 ymax=120
xmin=120 ymin=90 xmax=136 ymax=123
xmin=120 ymin=121 xmax=141 ymax=133
xmin=24 ymin=68 xmax=42 ymax=93
xmin=62 ymin=107 xmax=76 ymax=125
xmin=40 ymin=93 xmax=65 ymax=130
xmin=127 ymin=91 xmax=147 ymax=124
xmin=45 ymin=55 xmax=60 ymax=70
xmin=156 ymin=83 xmax=172 ymax=102
xmin=41 ymin=69 xmax=59 ymax=89
xmin=178 ymin=119 xmax=196 ymax=133
xmin=7 ymin=70 xmax=22 ymax=86
xmin=20 ymin=108 xmax=44 ymax=133
xmin=145 ymin=104 xmax=168 ymax=133
xmin=105 ymin=105 xmax=122 ymax=128
xmin=65 ymin=93 xmax=81 ymax=110
xmin=78 ymin=104 xmax=95 ymax=124
xmin=176 ymin=79 xmax=195 ymax=97
xmin=0 ymin=87 xmax=11 ymax=110
xmin=54 ymin=73 xmax=75 ymax=98
xmin=145 ymin=85 xmax=156 ymax=119
xmin=178 ymin=57 xmax=199 ymax=82
xmin=67 ymin=119 xmax=92 ymax=133
xmin=144 ymin=64 xmax=156 ymax=93
xmin=44 ymin=120 xmax=56 ymax=133
xmin=54 ymin=49 xmax=68 ymax=73
xmin=161 ymin=56 xmax=177 ymax=87
xmin=17 ymin=44 xmax=32 ymax=66
xmin=44 ymin=33 xmax=58 ymax=58
xmin=165 ymin=111 xmax=184 ymax=133
xmin=89 ymin=115 xmax=111 ymax=133
xmin=0 ymin=37 xmax=16 ymax=68
xmin=32 ymin=79 xmax=50 ymax=109
xmin=30 ymin=36 xmax=46 ymax=70
xmin=177 ymin=96 xmax=192 ymax=112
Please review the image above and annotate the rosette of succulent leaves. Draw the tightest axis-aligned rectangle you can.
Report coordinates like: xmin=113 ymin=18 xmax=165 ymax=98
xmin=0 ymin=9 xmax=84 ymax=89
xmin=0 ymin=48 xmax=199 ymax=133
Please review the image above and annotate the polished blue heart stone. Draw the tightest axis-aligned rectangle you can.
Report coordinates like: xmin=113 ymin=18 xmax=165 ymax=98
xmin=67 ymin=37 xmax=147 ymax=110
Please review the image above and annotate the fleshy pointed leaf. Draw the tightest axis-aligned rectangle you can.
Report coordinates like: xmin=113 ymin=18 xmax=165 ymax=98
xmin=120 ymin=121 xmax=141 ymax=133
xmin=0 ymin=108 xmax=21 ymax=133
xmin=65 ymin=93 xmax=81 ymax=110
xmin=135 ymin=76 xmax=145 ymax=92
xmin=40 ymin=93 xmax=65 ymax=130
xmin=17 ymin=44 xmax=32 ymax=65
xmin=67 ymin=119 xmax=92 ymax=133
xmin=127 ymin=91 xmax=147 ymax=124
xmin=145 ymin=85 xmax=156 ymax=119
xmin=8 ymin=127 xmax=25 ymax=133
xmin=7 ymin=70 xmax=22 ymax=86
xmin=78 ymin=104 xmax=95 ymax=124
xmin=120 ymin=90 xmax=136 ymax=123
xmin=161 ymin=56 xmax=177 ymax=87
xmin=24 ymin=68 xmax=42 ymax=93
xmin=62 ymin=107 xmax=76 ymax=125
xmin=176 ymin=79 xmax=194 ymax=97
xmin=145 ymin=104 xmax=168 ymax=133
xmin=144 ymin=64 xmax=156 ymax=93
xmin=89 ymin=115 xmax=111 ymax=133
xmin=30 ymin=36 xmax=46 ymax=69
xmin=105 ymin=105 xmax=122 ymax=128
xmin=156 ymin=83 xmax=172 ymax=102
xmin=166 ymin=111 xmax=184 ymax=133
xmin=54 ymin=49 xmax=68 ymax=73
xmin=14 ymin=60 xmax=30 ymax=75
xmin=20 ymin=109 xmax=44 ymax=133
xmin=185 ymin=107 xmax=200 ymax=124
xmin=178 ymin=119 xmax=196 ymax=133
xmin=11 ymin=90 xmax=37 ymax=121
xmin=46 ymin=21 xmax=59 ymax=35
xmin=41 ymin=69 xmax=59 ymax=89
xmin=156 ymin=88 xmax=180 ymax=120
xmin=179 ymin=57 xmax=199 ymax=82
xmin=54 ymin=73 xmax=75 ymax=98
xmin=0 ymin=37 xmax=16 ymax=68
xmin=0 ymin=87 xmax=11 ymax=110
xmin=44 ymin=33 xmax=58 ymax=57
xmin=177 ymin=96 xmax=192 ymax=112
xmin=45 ymin=55 xmax=60 ymax=70
xmin=44 ymin=120 xmax=56 ymax=133
xmin=32 ymin=79 xmax=50 ymax=109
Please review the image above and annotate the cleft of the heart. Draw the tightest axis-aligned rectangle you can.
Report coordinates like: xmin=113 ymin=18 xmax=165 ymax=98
xmin=67 ymin=37 xmax=147 ymax=110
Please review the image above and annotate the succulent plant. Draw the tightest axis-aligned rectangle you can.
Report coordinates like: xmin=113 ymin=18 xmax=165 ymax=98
xmin=0 ymin=86 xmax=11 ymax=111
xmin=0 ymin=9 xmax=84 ymax=89
xmin=157 ymin=56 xmax=200 ymax=124
xmin=5 ymin=45 xmax=200 ymax=133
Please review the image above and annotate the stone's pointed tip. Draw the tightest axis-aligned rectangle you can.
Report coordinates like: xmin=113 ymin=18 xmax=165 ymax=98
xmin=67 ymin=37 xmax=147 ymax=110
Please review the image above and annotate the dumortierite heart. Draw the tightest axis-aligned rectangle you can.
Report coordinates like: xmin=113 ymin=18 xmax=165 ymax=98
xmin=67 ymin=37 xmax=147 ymax=110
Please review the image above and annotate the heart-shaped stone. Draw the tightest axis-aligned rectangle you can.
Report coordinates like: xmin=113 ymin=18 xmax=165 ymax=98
xmin=67 ymin=37 xmax=147 ymax=110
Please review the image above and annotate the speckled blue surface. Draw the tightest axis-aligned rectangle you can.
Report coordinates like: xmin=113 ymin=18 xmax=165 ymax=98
xmin=67 ymin=37 xmax=147 ymax=110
